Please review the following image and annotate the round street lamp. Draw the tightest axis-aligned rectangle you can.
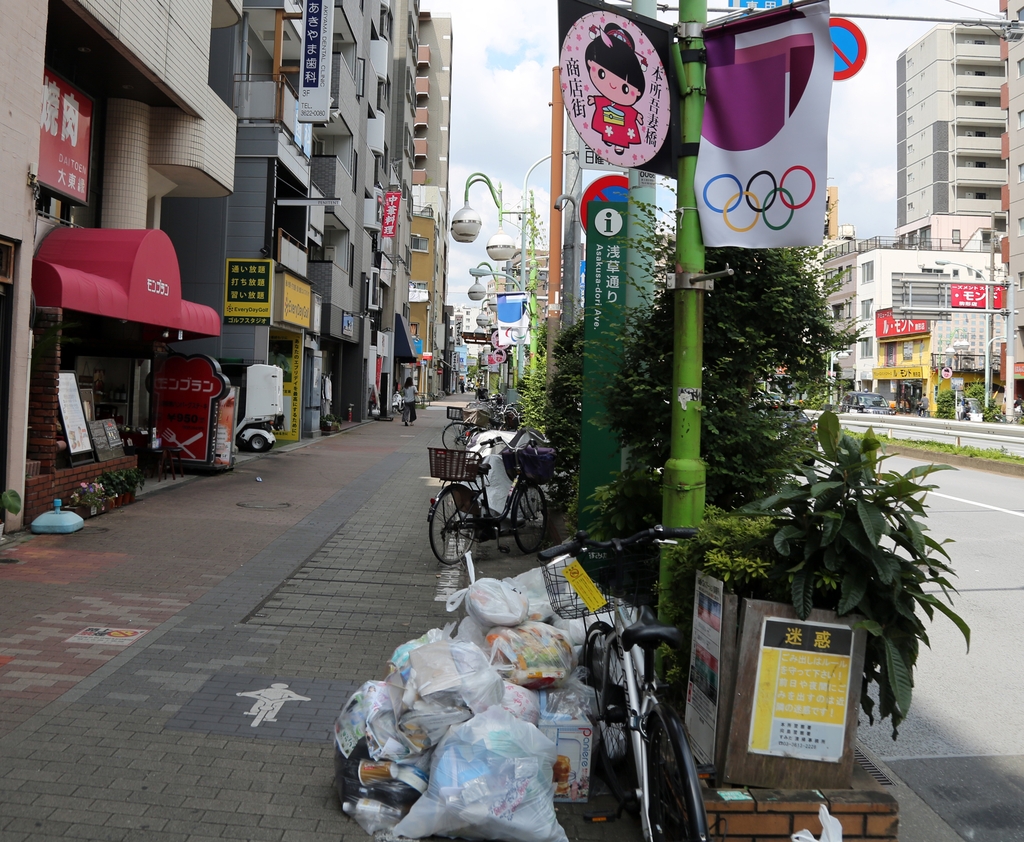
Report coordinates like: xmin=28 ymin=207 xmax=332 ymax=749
xmin=467 ymin=279 xmax=487 ymax=301
xmin=476 ymin=310 xmax=491 ymax=329
xmin=451 ymin=203 xmax=483 ymax=243
xmin=486 ymin=227 xmax=517 ymax=261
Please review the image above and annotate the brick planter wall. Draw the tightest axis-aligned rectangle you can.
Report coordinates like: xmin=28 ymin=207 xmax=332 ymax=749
xmin=24 ymin=454 xmax=139 ymax=524
xmin=703 ymin=784 xmax=898 ymax=842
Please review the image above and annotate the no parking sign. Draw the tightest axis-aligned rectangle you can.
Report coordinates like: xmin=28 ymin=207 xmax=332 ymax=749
xmin=831 ymin=18 xmax=867 ymax=81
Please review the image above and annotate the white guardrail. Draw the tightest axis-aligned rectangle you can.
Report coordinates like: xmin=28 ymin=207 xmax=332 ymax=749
xmin=807 ymin=411 xmax=1024 ymax=458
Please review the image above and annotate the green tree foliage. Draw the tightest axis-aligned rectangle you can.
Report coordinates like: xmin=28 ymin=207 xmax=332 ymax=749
xmin=603 ymin=247 xmax=852 ymax=512
xmin=540 ymin=319 xmax=585 ymax=522
xmin=935 ymin=389 xmax=956 ymax=420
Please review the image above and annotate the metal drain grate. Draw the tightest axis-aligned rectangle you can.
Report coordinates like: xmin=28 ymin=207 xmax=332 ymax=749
xmin=0 ymin=558 xmax=20 ymax=564
xmin=855 ymin=747 xmax=896 ymax=786
xmin=237 ymin=501 xmax=291 ymax=509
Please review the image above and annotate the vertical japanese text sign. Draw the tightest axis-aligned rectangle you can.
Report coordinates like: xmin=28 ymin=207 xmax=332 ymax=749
xmin=578 ymin=201 xmax=628 ymax=534
xmin=298 ymin=0 xmax=335 ymax=122
xmin=224 ymin=259 xmax=273 ymax=325
xmin=381 ymin=191 xmax=402 ymax=238
xmin=39 ymin=70 xmax=93 ymax=203
xmin=269 ymin=331 xmax=303 ymax=442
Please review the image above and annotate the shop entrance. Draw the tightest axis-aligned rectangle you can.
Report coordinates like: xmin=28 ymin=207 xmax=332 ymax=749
xmin=895 ymin=380 xmax=923 ymax=415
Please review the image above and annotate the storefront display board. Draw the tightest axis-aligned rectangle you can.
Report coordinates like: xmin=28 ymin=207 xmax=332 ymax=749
xmin=87 ymin=419 xmax=125 ymax=462
xmin=57 ymin=371 xmax=95 ymax=462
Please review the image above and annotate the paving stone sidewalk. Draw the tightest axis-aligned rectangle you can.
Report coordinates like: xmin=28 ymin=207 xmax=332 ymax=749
xmin=0 ymin=400 xmax=641 ymax=842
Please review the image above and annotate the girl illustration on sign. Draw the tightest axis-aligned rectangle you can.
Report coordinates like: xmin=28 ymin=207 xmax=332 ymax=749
xmin=586 ymin=24 xmax=647 ymax=155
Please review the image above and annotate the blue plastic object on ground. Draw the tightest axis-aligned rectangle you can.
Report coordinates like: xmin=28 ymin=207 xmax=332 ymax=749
xmin=30 ymin=499 xmax=84 ymax=534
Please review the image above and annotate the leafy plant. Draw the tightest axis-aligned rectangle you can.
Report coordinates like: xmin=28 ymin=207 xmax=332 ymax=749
xmin=585 ymin=468 xmax=664 ymax=540
xmin=540 ymin=318 xmax=584 ymax=523
xmin=98 ymin=470 xmax=127 ymax=496
xmin=935 ymin=389 xmax=955 ymax=420
xmin=741 ymin=412 xmax=970 ymax=737
xmin=1 ymin=489 xmax=22 ymax=515
xmin=965 ymin=382 xmax=1001 ymax=422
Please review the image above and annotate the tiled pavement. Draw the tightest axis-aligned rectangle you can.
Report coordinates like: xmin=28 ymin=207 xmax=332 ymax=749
xmin=0 ymin=400 xmax=639 ymax=842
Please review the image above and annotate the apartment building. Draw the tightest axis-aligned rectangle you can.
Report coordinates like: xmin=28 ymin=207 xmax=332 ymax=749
xmin=1002 ymin=0 xmax=1024 ymax=404
xmin=7 ymin=0 xmax=239 ymax=526
xmin=897 ymin=24 xmax=1007 ymax=234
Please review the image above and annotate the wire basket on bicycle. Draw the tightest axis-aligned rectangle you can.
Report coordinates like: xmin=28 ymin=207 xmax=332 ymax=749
xmin=427 ymin=447 xmax=481 ymax=482
xmin=542 ymin=543 xmax=660 ymax=620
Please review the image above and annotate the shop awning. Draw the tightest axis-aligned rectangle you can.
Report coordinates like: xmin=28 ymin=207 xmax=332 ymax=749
xmin=394 ymin=313 xmax=417 ymax=362
xmin=32 ymin=228 xmax=221 ymax=338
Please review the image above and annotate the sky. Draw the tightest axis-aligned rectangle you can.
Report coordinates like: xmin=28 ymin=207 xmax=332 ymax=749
xmin=421 ymin=0 xmax=1004 ymax=305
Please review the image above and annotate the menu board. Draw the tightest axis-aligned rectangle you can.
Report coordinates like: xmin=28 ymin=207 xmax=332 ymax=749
xmin=87 ymin=419 xmax=125 ymax=462
xmin=57 ymin=371 xmax=93 ymax=456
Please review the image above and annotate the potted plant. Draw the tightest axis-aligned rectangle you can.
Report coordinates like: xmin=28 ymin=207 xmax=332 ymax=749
xmin=0 ymin=489 xmax=22 ymax=539
xmin=740 ymin=412 xmax=970 ymax=736
xmin=320 ymin=414 xmax=340 ymax=433
xmin=122 ymin=468 xmax=145 ymax=503
xmin=67 ymin=481 xmax=109 ymax=517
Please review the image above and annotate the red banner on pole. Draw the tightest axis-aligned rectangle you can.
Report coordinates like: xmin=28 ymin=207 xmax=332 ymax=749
xmin=381 ymin=191 xmax=402 ymax=237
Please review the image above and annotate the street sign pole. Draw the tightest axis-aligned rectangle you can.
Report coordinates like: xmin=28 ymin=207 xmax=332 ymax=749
xmin=662 ymin=1 xmax=708 ymax=577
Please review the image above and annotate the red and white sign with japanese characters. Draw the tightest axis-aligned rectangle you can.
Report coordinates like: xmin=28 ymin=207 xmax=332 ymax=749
xmin=39 ymin=70 xmax=92 ymax=203
xmin=951 ymin=284 xmax=1005 ymax=310
xmin=152 ymin=355 xmax=230 ymax=464
xmin=381 ymin=191 xmax=402 ymax=238
xmin=875 ymin=308 xmax=928 ymax=338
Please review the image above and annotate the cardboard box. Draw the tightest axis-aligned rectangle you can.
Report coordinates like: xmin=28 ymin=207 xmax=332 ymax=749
xmin=537 ymin=690 xmax=595 ymax=804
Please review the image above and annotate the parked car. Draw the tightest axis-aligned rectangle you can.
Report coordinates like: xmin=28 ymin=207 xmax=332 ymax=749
xmin=840 ymin=392 xmax=895 ymax=415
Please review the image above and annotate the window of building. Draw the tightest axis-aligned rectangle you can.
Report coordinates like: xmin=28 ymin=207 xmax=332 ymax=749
xmin=974 ymin=161 xmax=987 ymax=168
xmin=349 ymin=244 xmax=355 ymax=285
xmin=1019 ymin=217 xmax=1024 ymax=236
xmin=832 ymin=303 xmax=845 ymax=321
xmin=861 ymin=261 xmax=874 ymax=284
xmin=908 ymin=115 xmax=914 ymax=126
xmin=975 ymin=101 xmax=987 ymax=107
xmin=861 ymin=298 xmax=873 ymax=320
xmin=908 ymin=201 xmax=915 ymax=210
xmin=908 ymin=143 xmax=914 ymax=153
xmin=859 ymin=337 xmax=874 ymax=357
xmin=976 ymin=192 xmax=988 ymax=200
xmin=903 ymin=341 xmax=914 ymax=361
xmin=411 ymin=234 xmax=429 ymax=251
xmin=351 ymin=150 xmax=359 ymax=194
xmin=356 ymin=58 xmax=366 ymax=99
xmin=1019 ymin=58 xmax=1024 ymax=77
xmin=1018 ymin=271 xmax=1024 ymax=289
xmin=952 ymin=229 xmax=961 ymax=243
xmin=885 ymin=343 xmax=897 ymax=366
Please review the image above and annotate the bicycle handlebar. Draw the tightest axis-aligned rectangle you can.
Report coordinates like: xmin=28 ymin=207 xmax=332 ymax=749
xmin=537 ymin=525 xmax=697 ymax=561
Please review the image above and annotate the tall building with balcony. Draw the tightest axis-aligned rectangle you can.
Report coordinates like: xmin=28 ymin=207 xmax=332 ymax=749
xmin=164 ymin=0 xmax=417 ymax=433
xmin=1002 ymin=3 xmax=1024 ymax=407
xmin=897 ymin=25 xmax=1007 ymax=240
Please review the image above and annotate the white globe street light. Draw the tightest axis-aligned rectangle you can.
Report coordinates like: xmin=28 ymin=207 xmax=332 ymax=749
xmin=451 ymin=203 xmax=482 ymax=243
xmin=467 ymin=279 xmax=487 ymax=301
xmin=486 ymin=227 xmax=516 ymax=261
xmin=476 ymin=311 xmax=491 ymax=329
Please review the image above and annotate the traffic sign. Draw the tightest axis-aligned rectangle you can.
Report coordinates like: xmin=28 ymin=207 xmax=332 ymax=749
xmin=580 ymin=175 xmax=629 ymax=233
xmin=830 ymin=18 xmax=867 ymax=81
xmin=941 ymin=366 xmax=953 ymax=380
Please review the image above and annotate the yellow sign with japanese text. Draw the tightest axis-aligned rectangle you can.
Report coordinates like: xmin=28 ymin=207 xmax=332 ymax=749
xmin=277 ymin=272 xmax=312 ymax=328
xmin=748 ymin=618 xmax=853 ymax=762
xmin=873 ymin=366 xmax=924 ymax=380
xmin=561 ymin=560 xmax=608 ymax=613
xmin=268 ymin=330 xmax=302 ymax=442
xmin=224 ymin=259 xmax=273 ymax=324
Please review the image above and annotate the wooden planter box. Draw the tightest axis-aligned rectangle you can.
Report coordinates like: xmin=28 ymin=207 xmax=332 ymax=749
xmin=712 ymin=599 xmax=867 ymax=790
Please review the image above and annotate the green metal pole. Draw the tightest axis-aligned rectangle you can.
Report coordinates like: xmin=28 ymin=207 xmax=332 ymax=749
xmin=662 ymin=1 xmax=707 ymax=549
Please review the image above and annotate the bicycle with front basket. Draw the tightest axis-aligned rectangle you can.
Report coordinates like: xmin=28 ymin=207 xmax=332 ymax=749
xmin=426 ymin=430 xmax=551 ymax=564
xmin=538 ymin=526 xmax=710 ymax=842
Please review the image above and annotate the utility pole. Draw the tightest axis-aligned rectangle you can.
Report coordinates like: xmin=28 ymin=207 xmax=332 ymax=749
xmin=662 ymin=0 xmax=708 ymax=559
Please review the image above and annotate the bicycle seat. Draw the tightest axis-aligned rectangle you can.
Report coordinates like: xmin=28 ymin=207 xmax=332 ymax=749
xmin=621 ymin=605 xmax=683 ymax=652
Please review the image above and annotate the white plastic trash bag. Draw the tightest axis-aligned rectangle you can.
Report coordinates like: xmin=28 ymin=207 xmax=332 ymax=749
xmin=505 ymin=567 xmax=553 ymax=623
xmin=793 ymin=804 xmax=843 ymax=842
xmin=388 ymin=622 xmax=456 ymax=672
xmin=447 ymin=556 xmax=529 ymax=628
xmin=392 ymin=706 xmax=569 ymax=842
xmin=500 ymin=682 xmax=540 ymax=724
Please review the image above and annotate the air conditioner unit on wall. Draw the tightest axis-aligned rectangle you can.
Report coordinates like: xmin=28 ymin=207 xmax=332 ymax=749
xmin=966 ymin=192 xmax=975 ymax=198
xmin=965 ymin=131 xmax=975 ymax=137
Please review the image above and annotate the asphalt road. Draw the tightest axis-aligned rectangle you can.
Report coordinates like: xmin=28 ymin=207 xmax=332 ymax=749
xmin=856 ymin=454 xmax=1024 ymax=841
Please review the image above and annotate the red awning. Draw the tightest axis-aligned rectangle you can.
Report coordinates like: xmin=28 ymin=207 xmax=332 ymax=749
xmin=33 ymin=228 xmax=221 ymax=338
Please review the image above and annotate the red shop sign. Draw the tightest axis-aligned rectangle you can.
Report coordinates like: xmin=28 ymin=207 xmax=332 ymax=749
xmin=381 ymin=191 xmax=402 ymax=238
xmin=875 ymin=308 xmax=928 ymax=338
xmin=39 ymin=69 xmax=93 ymax=204
xmin=152 ymin=355 xmax=230 ymax=464
xmin=951 ymin=284 xmax=1005 ymax=309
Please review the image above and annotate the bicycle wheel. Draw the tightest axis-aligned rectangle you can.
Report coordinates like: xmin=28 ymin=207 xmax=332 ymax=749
xmin=442 ymin=422 xmax=470 ymax=450
xmin=428 ymin=486 xmax=475 ymax=565
xmin=511 ymin=483 xmax=547 ymax=554
xmin=646 ymin=705 xmax=710 ymax=842
xmin=585 ymin=626 xmax=628 ymax=765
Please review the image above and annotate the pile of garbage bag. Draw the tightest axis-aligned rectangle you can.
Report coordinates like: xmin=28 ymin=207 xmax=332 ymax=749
xmin=333 ymin=561 xmax=602 ymax=841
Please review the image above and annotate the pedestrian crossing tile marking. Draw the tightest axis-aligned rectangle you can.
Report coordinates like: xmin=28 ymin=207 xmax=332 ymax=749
xmin=236 ymin=683 xmax=311 ymax=727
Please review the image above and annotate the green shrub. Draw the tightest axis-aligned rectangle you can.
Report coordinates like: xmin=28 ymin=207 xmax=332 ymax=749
xmin=935 ymin=389 xmax=955 ymax=420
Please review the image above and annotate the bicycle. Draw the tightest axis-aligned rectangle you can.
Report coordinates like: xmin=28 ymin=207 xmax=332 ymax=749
xmin=441 ymin=402 xmax=522 ymax=450
xmin=426 ymin=430 xmax=552 ymax=565
xmin=537 ymin=526 xmax=711 ymax=842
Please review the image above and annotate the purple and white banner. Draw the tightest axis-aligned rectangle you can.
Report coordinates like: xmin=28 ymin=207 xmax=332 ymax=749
xmin=695 ymin=0 xmax=832 ymax=247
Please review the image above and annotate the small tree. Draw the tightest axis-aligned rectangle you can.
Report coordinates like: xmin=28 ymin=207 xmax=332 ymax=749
xmin=935 ymin=389 xmax=956 ymax=420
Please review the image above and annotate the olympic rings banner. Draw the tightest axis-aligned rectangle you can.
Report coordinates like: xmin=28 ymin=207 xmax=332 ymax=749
xmin=695 ymin=0 xmax=833 ymax=247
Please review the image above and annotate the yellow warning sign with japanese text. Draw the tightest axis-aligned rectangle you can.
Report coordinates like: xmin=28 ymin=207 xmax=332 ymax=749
xmin=561 ymin=560 xmax=608 ymax=613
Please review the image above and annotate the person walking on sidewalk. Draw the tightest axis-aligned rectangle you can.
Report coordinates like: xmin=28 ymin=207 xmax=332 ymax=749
xmin=402 ymin=377 xmax=417 ymax=426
